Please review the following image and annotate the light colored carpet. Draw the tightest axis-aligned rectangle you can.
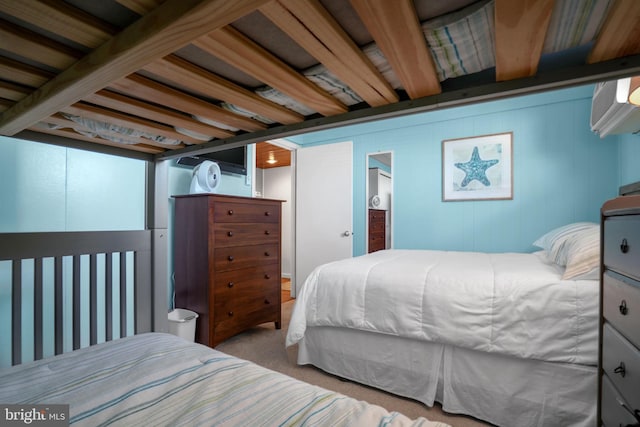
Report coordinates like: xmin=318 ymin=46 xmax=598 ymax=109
xmin=215 ymin=300 xmax=492 ymax=427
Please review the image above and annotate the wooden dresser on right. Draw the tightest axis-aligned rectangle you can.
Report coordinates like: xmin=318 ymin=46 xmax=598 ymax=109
xmin=599 ymin=195 xmax=640 ymax=427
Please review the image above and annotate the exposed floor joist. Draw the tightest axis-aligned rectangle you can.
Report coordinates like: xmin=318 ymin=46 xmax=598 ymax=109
xmin=0 ymin=0 xmax=271 ymax=136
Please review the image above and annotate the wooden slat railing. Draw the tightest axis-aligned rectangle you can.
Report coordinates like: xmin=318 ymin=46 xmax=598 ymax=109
xmin=0 ymin=230 xmax=152 ymax=366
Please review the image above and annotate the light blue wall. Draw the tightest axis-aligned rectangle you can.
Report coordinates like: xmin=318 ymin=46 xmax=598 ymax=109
xmin=0 ymin=136 xmax=145 ymax=232
xmin=618 ymin=133 xmax=640 ymax=186
xmin=290 ymin=85 xmax=621 ymax=256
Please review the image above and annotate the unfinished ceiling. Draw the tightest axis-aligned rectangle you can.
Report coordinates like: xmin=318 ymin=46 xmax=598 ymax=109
xmin=1 ymin=0 xmax=640 ymax=160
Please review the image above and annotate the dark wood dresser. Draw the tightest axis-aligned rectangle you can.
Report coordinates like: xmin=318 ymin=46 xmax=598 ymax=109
xmin=368 ymin=209 xmax=386 ymax=253
xmin=173 ymin=194 xmax=283 ymax=347
xmin=599 ymin=195 xmax=640 ymax=427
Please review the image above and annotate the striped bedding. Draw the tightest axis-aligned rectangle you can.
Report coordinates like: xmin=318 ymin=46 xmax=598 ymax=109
xmin=0 ymin=333 xmax=448 ymax=427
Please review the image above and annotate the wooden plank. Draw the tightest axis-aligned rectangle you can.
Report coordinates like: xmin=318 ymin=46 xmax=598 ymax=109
xmin=29 ymin=125 xmax=165 ymax=154
xmin=34 ymin=258 xmax=43 ymax=361
xmin=0 ymin=57 xmax=53 ymax=88
xmin=0 ymin=19 xmax=82 ymax=70
xmin=494 ymin=0 xmax=555 ymax=81
xmin=110 ymin=74 xmax=266 ymax=132
xmin=144 ymin=55 xmax=303 ymax=124
xmin=0 ymin=81 xmax=31 ymax=102
xmin=54 ymin=257 xmax=63 ymax=355
xmin=0 ymin=0 xmax=116 ymax=47
xmin=120 ymin=252 xmax=127 ymax=338
xmin=106 ymin=253 xmax=113 ymax=342
xmin=85 ymin=89 xmax=233 ymax=140
xmin=116 ymin=0 xmax=164 ymax=16
xmin=72 ymin=255 xmax=81 ymax=350
xmin=11 ymin=260 xmax=21 ymax=366
xmin=0 ymin=0 xmax=271 ymax=136
xmin=588 ymin=0 xmax=640 ymax=63
xmin=349 ymin=0 xmax=441 ymax=99
xmin=61 ymin=102 xmax=193 ymax=146
xmin=90 ymin=254 xmax=98 ymax=346
xmin=261 ymin=0 xmax=398 ymax=106
xmin=196 ymin=26 xmax=348 ymax=116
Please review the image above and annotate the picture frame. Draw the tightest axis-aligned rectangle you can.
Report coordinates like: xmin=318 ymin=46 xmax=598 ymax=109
xmin=442 ymin=132 xmax=513 ymax=201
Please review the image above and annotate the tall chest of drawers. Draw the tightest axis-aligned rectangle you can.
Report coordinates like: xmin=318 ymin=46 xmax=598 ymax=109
xmin=599 ymin=195 xmax=640 ymax=427
xmin=174 ymin=194 xmax=282 ymax=347
xmin=368 ymin=209 xmax=386 ymax=253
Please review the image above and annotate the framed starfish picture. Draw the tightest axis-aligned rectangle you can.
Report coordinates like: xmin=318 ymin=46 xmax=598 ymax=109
xmin=442 ymin=132 xmax=513 ymax=201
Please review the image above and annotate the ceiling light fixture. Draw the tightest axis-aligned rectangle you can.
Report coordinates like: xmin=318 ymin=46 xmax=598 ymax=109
xmin=628 ymin=77 xmax=640 ymax=106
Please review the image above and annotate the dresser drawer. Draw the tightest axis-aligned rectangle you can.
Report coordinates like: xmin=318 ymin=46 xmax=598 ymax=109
xmin=602 ymin=322 xmax=640 ymax=412
xmin=213 ymin=222 xmax=280 ymax=247
xmin=604 ymin=216 xmax=640 ymax=280
xmin=601 ymin=374 xmax=639 ymax=427
xmin=214 ymin=244 xmax=279 ymax=272
xmin=213 ymin=202 xmax=280 ymax=223
xmin=603 ymin=272 xmax=640 ymax=348
xmin=370 ymin=220 xmax=385 ymax=233
xmin=213 ymin=264 xmax=279 ymax=320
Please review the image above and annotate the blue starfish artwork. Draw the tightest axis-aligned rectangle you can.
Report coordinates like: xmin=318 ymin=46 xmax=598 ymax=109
xmin=454 ymin=146 xmax=499 ymax=187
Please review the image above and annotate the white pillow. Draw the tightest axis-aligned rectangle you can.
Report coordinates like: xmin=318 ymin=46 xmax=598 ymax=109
xmin=562 ymin=226 xmax=600 ymax=280
xmin=533 ymin=222 xmax=598 ymax=265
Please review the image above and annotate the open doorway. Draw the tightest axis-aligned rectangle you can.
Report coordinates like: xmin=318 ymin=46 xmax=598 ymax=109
xmin=253 ymin=141 xmax=294 ymax=301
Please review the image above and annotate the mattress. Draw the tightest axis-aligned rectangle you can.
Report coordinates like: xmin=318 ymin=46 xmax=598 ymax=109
xmin=0 ymin=333 xmax=449 ymax=427
xmin=287 ymin=249 xmax=599 ymax=365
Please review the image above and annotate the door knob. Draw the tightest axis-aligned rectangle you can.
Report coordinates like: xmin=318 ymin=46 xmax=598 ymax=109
xmin=343 ymin=231 xmax=352 ymax=237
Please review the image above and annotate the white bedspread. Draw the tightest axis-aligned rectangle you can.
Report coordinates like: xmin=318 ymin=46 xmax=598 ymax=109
xmin=287 ymin=249 xmax=599 ymax=365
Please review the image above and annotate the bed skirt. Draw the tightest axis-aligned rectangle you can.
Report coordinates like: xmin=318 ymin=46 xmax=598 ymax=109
xmin=297 ymin=326 xmax=597 ymax=427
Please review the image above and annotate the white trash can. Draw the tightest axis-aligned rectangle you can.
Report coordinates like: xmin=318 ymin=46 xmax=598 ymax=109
xmin=168 ymin=309 xmax=198 ymax=342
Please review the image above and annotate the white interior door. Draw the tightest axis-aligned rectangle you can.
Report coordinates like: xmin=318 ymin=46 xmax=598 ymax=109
xmin=295 ymin=141 xmax=353 ymax=294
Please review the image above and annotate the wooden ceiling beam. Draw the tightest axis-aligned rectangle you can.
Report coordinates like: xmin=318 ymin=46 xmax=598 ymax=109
xmin=349 ymin=0 xmax=441 ymax=99
xmin=0 ymin=0 xmax=115 ymax=47
xmin=144 ymin=55 xmax=303 ymax=124
xmin=588 ymin=0 xmax=640 ymax=63
xmin=494 ymin=0 xmax=555 ymax=81
xmin=0 ymin=81 xmax=32 ymax=102
xmin=85 ymin=89 xmax=234 ymax=140
xmin=0 ymin=19 xmax=83 ymax=70
xmin=0 ymin=0 xmax=271 ymax=136
xmin=195 ymin=26 xmax=348 ymax=117
xmin=0 ymin=57 xmax=53 ymax=88
xmin=110 ymin=74 xmax=266 ymax=132
xmin=60 ymin=102 xmax=200 ymax=145
xmin=261 ymin=0 xmax=398 ymax=106
xmin=116 ymin=0 xmax=164 ymax=16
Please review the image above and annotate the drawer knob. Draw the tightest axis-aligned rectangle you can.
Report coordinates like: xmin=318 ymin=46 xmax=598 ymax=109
xmin=227 ymin=231 xmax=234 ymax=237
xmin=264 ymin=299 xmax=270 ymax=305
xmin=619 ymin=299 xmax=628 ymax=316
xmin=228 ymin=255 xmax=234 ymax=261
xmin=265 ymin=211 xmax=270 ymax=216
xmin=264 ymin=251 xmax=270 ymax=257
xmin=614 ymin=362 xmax=626 ymax=378
xmin=227 ymin=209 xmax=234 ymax=215
xmin=620 ymin=238 xmax=629 ymax=254
xmin=228 ymin=311 xmax=234 ymax=317
xmin=264 ymin=230 xmax=270 ymax=235
xmin=264 ymin=274 xmax=271 ymax=279
xmin=227 ymin=282 xmax=234 ymax=288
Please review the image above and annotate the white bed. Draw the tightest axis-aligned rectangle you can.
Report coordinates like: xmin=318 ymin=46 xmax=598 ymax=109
xmin=0 ymin=332 xmax=449 ymax=427
xmin=286 ymin=224 xmax=601 ymax=427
